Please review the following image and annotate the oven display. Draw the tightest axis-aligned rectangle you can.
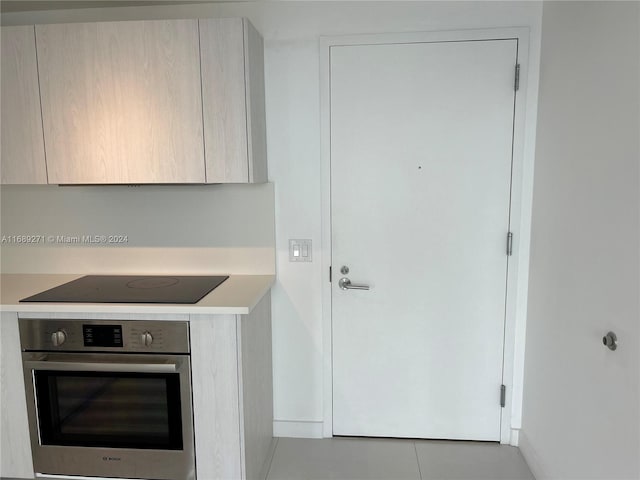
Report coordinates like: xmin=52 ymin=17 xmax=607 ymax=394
xmin=83 ymin=325 xmax=123 ymax=347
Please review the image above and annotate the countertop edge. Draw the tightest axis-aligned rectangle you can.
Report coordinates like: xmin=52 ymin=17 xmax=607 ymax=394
xmin=1 ymin=273 xmax=275 ymax=315
xmin=0 ymin=304 xmax=252 ymax=315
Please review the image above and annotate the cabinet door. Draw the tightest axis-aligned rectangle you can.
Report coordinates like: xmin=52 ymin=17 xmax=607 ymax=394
xmin=36 ymin=20 xmax=205 ymax=184
xmin=1 ymin=26 xmax=47 ymax=184
xmin=199 ymin=18 xmax=267 ymax=183
xmin=0 ymin=312 xmax=34 ymax=478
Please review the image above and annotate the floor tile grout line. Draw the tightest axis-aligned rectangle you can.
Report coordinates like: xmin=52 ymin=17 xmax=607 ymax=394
xmin=413 ymin=441 xmax=424 ymax=480
xmin=264 ymin=437 xmax=280 ymax=480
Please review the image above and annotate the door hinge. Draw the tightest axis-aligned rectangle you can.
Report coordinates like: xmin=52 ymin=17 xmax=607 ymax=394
xmin=507 ymin=232 xmax=513 ymax=256
xmin=329 ymin=266 xmax=332 ymax=282
xmin=500 ymin=384 xmax=506 ymax=408
xmin=514 ymin=64 xmax=520 ymax=92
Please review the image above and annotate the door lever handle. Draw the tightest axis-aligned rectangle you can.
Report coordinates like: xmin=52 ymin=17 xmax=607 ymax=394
xmin=339 ymin=277 xmax=370 ymax=291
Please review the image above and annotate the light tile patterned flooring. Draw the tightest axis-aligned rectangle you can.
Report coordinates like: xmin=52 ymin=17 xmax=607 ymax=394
xmin=266 ymin=437 xmax=535 ymax=480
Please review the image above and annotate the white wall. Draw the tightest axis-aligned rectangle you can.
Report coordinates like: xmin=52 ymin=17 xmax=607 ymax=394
xmin=1 ymin=1 xmax=543 ymax=436
xmin=520 ymin=2 xmax=640 ymax=478
xmin=0 ymin=184 xmax=276 ymax=274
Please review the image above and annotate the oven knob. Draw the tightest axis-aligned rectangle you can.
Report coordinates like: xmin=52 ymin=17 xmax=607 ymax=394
xmin=51 ymin=329 xmax=67 ymax=347
xmin=140 ymin=332 xmax=154 ymax=347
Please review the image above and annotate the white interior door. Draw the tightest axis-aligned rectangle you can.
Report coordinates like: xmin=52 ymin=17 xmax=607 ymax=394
xmin=331 ymin=39 xmax=518 ymax=441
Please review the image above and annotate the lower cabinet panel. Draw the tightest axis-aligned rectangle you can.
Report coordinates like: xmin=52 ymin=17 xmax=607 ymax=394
xmin=0 ymin=311 xmax=35 ymax=479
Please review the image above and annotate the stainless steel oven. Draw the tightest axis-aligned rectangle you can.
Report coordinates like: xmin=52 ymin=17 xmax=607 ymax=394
xmin=19 ymin=318 xmax=195 ymax=480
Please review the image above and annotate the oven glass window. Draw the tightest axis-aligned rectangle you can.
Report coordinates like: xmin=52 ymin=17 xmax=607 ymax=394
xmin=34 ymin=371 xmax=183 ymax=450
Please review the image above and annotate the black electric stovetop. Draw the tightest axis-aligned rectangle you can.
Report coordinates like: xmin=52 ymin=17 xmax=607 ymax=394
xmin=20 ymin=275 xmax=229 ymax=304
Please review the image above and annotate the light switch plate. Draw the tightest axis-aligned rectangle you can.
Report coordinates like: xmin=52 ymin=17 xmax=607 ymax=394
xmin=289 ymin=239 xmax=312 ymax=262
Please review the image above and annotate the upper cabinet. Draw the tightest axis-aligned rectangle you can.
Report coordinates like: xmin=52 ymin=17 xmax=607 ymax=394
xmin=36 ymin=20 xmax=206 ymax=184
xmin=200 ymin=18 xmax=267 ymax=184
xmin=1 ymin=26 xmax=47 ymax=184
xmin=0 ymin=18 xmax=267 ymax=185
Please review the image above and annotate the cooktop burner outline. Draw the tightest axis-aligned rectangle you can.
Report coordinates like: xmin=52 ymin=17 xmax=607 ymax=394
xmin=126 ymin=277 xmax=180 ymax=289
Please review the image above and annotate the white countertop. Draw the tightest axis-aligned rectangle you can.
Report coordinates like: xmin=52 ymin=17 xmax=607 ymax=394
xmin=0 ymin=274 xmax=274 ymax=315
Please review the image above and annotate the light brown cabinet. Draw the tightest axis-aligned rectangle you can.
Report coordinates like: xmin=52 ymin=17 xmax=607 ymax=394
xmin=1 ymin=26 xmax=47 ymax=184
xmin=1 ymin=18 xmax=267 ymax=185
xmin=200 ymin=18 xmax=267 ymax=183
xmin=37 ymin=19 xmax=206 ymax=184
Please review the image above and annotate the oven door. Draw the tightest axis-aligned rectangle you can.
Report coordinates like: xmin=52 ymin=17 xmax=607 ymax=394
xmin=22 ymin=352 xmax=195 ymax=480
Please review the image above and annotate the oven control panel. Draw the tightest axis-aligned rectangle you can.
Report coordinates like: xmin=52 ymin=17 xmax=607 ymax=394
xmin=83 ymin=324 xmax=123 ymax=347
xmin=19 ymin=319 xmax=190 ymax=353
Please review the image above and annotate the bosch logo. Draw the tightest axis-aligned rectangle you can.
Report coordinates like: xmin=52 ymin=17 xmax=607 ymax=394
xmin=102 ymin=456 xmax=122 ymax=462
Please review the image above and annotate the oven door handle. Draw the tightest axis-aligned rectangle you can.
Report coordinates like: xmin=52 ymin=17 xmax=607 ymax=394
xmin=23 ymin=359 xmax=180 ymax=373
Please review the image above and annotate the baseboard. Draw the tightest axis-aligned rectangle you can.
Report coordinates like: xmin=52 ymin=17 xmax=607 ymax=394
xmin=518 ymin=430 xmax=548 ymax=480
xmin=510 ymin=428 xmax=520 ymax=446
xmin=273 ymin=420 xmax=324 ymax=438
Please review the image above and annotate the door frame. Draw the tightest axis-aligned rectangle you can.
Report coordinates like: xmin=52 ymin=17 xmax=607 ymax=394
xmin=320 ymin=28 xmax=537 ymax=445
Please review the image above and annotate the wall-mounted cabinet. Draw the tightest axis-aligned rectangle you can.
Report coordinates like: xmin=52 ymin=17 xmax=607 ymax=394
xmin=200 ymin=18 xmax=267 ymax=184
xmin=0 ymin=18 xmax=267 ymax=185
xmin=1 ymin=26 xmax=47 ymax=184
xmin=36 ymin=20 xmax=206 ymax=184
